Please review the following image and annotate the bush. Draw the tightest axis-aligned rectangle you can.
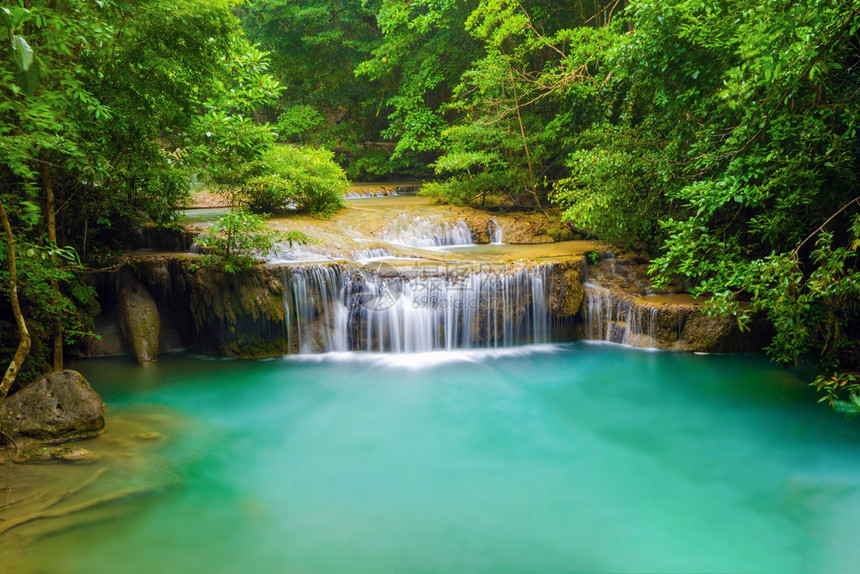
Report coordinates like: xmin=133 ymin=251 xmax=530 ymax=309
xmin=195 ymin=209 xmax=309 ymax=273
xmin=243 ymin=145 xmax=347 ymax=216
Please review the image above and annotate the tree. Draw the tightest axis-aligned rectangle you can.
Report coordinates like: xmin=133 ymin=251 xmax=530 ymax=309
xmin=0 ymin=196 xmax=29 ymax=398
xmin=241 ymin=0 xmax=383 ymax=147
xmin=551 ymin=0 xmax=860 ymax=404
xmin=0 ymin=0 xmax=274 ymax=386
xmin=426 ymin=0 xmax=614 ymax=209
xmin=355 ymin=0 xmax=482 ymax=167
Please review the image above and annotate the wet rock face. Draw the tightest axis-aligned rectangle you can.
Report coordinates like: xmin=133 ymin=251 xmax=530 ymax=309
xmin=0 ymin=370 xmax=105 ymax=447
xmin=118 ymin=277 xmax=161 ymax=363
xmin=549 ymin=259 xmax=585 ymax=318
xmin=578 ymin=255 xmax=768 ymax=352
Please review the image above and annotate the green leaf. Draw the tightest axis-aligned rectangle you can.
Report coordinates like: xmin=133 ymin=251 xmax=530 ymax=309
xmin=0 ymin=7 xmax=12 ymax=28
xmin=17 ymin=57 xmax=41 ymax=96
xmin=11 ymin=34 xmax=34 ymax=72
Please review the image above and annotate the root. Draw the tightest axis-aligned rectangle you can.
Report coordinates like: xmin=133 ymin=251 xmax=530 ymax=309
xmin=0 ymin=485 xmax=152 ymax=536
xmin=0 ymin=467 xmax=125 ymax=536
xmin=42 ymin=467 xmax=108 ymax=512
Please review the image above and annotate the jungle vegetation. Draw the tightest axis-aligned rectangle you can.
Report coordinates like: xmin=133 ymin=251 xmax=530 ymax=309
xmin=2 ymin=0 xmax=860 ymax=409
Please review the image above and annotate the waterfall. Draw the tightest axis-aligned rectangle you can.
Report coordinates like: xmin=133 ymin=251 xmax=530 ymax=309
xmin=345 ymin=189 xmax=396 ymax=199
xmin=488 ymin=220 xmax=503 ymax=245
xmin=283 ymin=265 xmax=349 ymax=353
xmin=383 ymin=215 xmax=474 ymax=248
xmin=352 ymin=247 xmax=396 ymax=262
xmin=268 ymin=241 xmax=330 ymax=263
xmin=282 ymin=263 xmax=558 ymax=353
xmin=582 ymin=281 xmax=658 ymax=348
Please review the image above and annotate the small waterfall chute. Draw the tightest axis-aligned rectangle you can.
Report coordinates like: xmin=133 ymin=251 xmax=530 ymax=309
xmin=488 ymin=220 xmax=503 ymax=245
xmin=582 ymin=281 xmax=657 ymax=348
xmin=382 ymin=214 xmax=474 ymax=248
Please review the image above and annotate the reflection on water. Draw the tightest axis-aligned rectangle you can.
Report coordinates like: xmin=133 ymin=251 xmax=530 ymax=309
xmin=4 ymin=344 xmax=860 ymax=573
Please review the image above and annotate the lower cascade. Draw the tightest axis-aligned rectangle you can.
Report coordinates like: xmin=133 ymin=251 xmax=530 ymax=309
xmin=282 ymin=263 xmax=562 ymax=353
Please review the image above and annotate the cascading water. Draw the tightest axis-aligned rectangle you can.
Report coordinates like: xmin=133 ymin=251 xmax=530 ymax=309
xmin=488 ymin=220 xmax=503 ymax=244
xmin=281 ymin=263 xmax=559 ymax=353
xmin=582 ymin=281 xmax=658 ymax=347
xmin=344 ymin=190 xmax=394 ymax=199
xmin=283 ymin=265 xmax=349 ymax=353
xmin=352 ymin=247 xmax=396 ymax=262
xmin=268 ymin=241 xmax=330 ymax=263
xmin=383 ymin=214 xmax=474 ymax=248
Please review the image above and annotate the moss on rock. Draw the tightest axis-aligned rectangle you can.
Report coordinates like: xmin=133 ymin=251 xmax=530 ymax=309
xmin=118 ymin=277 xmax=161 ymax=363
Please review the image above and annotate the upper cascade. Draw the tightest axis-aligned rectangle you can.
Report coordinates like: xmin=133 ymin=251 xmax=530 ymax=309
xmin=382 ymin=214 xmax=475 ymax=248
xmin=488 ymin=220 xmax=504 ymax=245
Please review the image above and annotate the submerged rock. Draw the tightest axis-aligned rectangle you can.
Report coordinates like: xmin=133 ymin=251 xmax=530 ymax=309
xmin=50 ymin=445 xmax=94 ymax=462
xmin=13 ymin=445 xmax=95 ymax=464
xmin=118 ymin=274 xmax=161 ymax=363
xmin=134 ymin=432 xmax=161 ymax=441
xmin=0 ymin=370 xmax=106 ymax=448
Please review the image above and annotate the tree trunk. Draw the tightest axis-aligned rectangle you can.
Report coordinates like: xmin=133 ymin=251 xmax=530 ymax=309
xmin=0 ymin=197 xmax=32 ymax=399
xmin=509 ymin=68 xmax=544 ymax=213
xmin=44 ymin=165 xmax=63 ymax=371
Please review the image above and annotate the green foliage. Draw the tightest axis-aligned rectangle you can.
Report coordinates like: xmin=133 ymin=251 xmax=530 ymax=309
xmin=0 ymin=0 xmax=291 ymax=381
xmin=554 ymin=125 xmax=668 ymax=246
xmin=195 ymin=209 xmax=310 ymax=273
xmin=0 ymin=239 xmax=97 ymax=344
xmin=243 ymin=145 xmax=347 ymax=215
xmin=241 ymin=0 xmax=383 ymax=148
xmin=345 ymin=148 xmax=395 ymax=181
xmin=188 ymin=41 xmax=281 ymax=199
xmin=422 ymin=1 xmax=617 ymax=209
xmin=545 ymin=0 xmax=860 ymax=403
xmin=812 ymin=373 xmax=860 ymax=416
xmin=356 ymin=0 xmax=482 ymax=162
xmin=422 ymin=171 xmax=519 ymax=207
xmin=276 ymin=105 xmax=325 ymax=142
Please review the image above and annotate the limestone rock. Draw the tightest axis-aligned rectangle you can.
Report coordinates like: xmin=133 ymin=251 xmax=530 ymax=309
xmin=13 ymin=445 xmax=95 ymax=464
xmin=118 ymin=276 xmax=161 ymax=363
xmin=0 ymin=370 xmax=106 ymax=447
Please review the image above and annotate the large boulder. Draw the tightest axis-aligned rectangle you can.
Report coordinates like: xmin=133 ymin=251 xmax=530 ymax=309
xmin=118 ymin=275 xmax=161 ymax=363
xmin=0 ymin=370 xmax=105 ymax=447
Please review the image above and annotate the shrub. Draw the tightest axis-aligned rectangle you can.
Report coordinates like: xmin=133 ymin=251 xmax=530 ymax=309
xmin=195 ymin=209 xmax=309 ymax=273
xmin=421 ymin=170 xmax=520 ymax=207
xmin=243 ymin=145 xmax=347 ymax=216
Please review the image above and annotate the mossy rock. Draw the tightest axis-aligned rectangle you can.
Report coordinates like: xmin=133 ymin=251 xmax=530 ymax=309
xmin=118 ymin=279 xmax=161 ymax=363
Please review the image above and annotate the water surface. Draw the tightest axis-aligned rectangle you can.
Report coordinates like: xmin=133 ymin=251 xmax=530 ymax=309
xmin=6 ymin=344 xmax=860 ymax=573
